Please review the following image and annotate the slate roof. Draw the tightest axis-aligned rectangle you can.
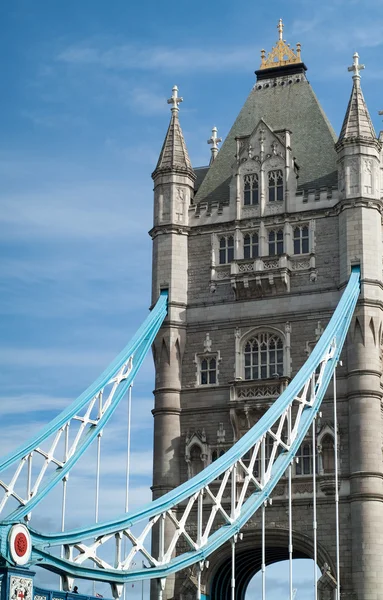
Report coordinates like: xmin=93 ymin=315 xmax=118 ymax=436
xmin=338 ymin=80 xmax=376 ymax=143
xmin=194 ymin=74 xmax=338 ymax=208
xmin=153 ymin=112 xmax=195 ymax=179
xmin=194 ymin=166 xmax=210 ymax=193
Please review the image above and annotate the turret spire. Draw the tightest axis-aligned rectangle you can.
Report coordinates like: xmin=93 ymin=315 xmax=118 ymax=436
xmin=337 ymin=52 xmax=376 ymax=146
xmin=207 ymin=127 xmax=222 ymax=165
xmin=152 ymin=85 xmax=194 ymax=179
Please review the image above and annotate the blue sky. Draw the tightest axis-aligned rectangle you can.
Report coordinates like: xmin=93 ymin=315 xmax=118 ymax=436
xmin=1 ymin=0 xmax=382 ymax=598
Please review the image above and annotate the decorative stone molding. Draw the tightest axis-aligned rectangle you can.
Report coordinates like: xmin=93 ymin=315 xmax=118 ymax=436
xmin=229 ymin=377 xmax=290 ymax=440
xmin=193 ymin=333 xmax=221 ymax=387
xmin=211 ymin=253 xmax=316 ymax=298
xmin=185 ymin=430 xmax=209 ymax=478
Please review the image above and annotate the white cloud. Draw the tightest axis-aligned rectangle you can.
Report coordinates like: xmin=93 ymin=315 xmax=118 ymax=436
xmin=57 ymin=41 xmax=257 ymax=73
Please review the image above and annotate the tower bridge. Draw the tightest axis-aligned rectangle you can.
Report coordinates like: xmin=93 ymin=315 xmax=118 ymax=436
xmin=1 ymin=20 xmax=383 ymax=600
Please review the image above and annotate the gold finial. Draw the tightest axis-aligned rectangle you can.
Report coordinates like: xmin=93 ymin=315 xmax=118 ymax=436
xmin=260 ymin=19 xmax=302 ymax=70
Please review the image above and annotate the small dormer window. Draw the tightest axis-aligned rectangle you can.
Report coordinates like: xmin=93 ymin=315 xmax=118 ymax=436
xmin=244 ymin=173 xmax=259 ymax=205
xmin=219 ymin=235 xmax=234 ymax=264
xmin=244 ymin=233 xmax=259 ymax=259
xmin=268 ymin=169 xmax=284 ymax=202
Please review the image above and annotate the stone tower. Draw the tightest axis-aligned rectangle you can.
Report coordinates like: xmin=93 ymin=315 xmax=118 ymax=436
xmin=150 ymin=86 xmax=196 ymax=599
xmin=150 ymin=25 xmax=383 ymax=600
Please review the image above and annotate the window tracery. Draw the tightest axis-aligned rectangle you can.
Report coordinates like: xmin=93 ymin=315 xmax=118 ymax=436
xmin=268 ymin=169 xmax=284 ymax=202
xmin=219 ymin=235 xmax=234 ymax=264
xmin=243 ymin=332 xmax=284 ymax=380
xmin=243 ymin=173 xmax=259 ymax=205
xmin=268 ymin=229 xmax=284 ymax=256
xmin=243 ymin=232 xmax=259 ymax=259
xmin=194 ymin=333 xmax=221 ymax=387
xmin=293 ymin=225 xmax=309 ymax=254
xmin=200 ymin=357 xmax=217 ymax=385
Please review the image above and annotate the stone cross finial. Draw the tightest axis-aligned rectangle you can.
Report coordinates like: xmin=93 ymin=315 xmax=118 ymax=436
xmin=207 ymin=127 xmax=222 ymax=164
xmin=167 ymin=85 xmax=183 ymax=113
xmin=277 ymin=18 xmax=284 ymax=41
xmin=348 ymin=52 xmax=365 ymax=86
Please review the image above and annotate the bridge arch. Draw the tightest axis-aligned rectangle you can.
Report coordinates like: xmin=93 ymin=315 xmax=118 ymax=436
xmin=207 ymin=528 xmax=335 ymax=600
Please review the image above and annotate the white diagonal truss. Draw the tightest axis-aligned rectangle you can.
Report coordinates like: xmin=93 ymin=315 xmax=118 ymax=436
xmin=31 ymin=341 xmax=336 ymax=593
xmin=0 ymin=358 xmax=134 ymax=520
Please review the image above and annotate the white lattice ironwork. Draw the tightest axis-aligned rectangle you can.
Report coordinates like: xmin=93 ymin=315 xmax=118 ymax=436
xmin=31 ymin=340 xmax=336 ymax=592
xmin=0 ymin=358 xmax=133 ymax=521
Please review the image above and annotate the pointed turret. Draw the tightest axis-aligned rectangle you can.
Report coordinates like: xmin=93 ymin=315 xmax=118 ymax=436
xmin=336 ymin=53 xmax=381 ymax=208
xmin=152 ymin=86 xmax=194 ymax=179
xmin=337 ymin=53 xmax=376 ymax=146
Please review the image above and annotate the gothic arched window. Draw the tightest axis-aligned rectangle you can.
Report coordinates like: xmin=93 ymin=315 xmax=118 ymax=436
xmin=200 ymin=357 xmax=217 ymax=385
xmin=293 ymin=225 xmax=309 ymax=254
xmin=295 ymin=442 xmax=313 ymax=475
xmin=243 ymin=173 xmax=259 ymax=205
xmin=244 ymin=332 xmax=284 ymax=380
xmin=268 ymin=229 xmax=284 ymax=256
xmin=219 ymin=235 xmax=234 ymax=264
xmin=268 ymin=169 xmax=284 ymax=202
xmin=244 ymin=232 xmax=259 ymax=259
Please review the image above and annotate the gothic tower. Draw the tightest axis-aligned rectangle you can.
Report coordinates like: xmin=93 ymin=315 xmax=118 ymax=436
xmin=151 ymin=23 xmax=383 ymax=600
xmin=335 ymin=53 xmax=383 ymax=599
xmin=150 ymin=86 xmax=196 ymax=599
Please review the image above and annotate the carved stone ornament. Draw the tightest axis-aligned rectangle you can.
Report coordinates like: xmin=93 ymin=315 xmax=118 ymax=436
xmin=9 ymin=577 xmax=33 ymax=600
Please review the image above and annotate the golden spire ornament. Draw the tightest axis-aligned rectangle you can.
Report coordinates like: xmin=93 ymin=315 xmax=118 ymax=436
xmin=260 ymin=19 xmax=302 ymax=70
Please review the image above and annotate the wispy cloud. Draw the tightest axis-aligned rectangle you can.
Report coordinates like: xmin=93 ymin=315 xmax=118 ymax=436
xmin=57 ymin=41 xmax=257 ymax=73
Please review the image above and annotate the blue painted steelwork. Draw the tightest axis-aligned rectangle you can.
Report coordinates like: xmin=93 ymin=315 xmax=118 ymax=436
xmin=0 ymin=291 xmax=168 ymax=524
xmin=33 ymin=586 xmax=111 ymax=600
xmin=22 ymin=268 xmax=360 ymax=584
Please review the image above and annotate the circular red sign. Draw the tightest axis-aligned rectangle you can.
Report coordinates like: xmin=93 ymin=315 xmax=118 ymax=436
xmin=14 ymin=532 xmax=28 ymax=557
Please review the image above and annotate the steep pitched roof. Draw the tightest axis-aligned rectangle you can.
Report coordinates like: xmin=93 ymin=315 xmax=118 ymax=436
xmin=152 ymin=111 xmax=194 ymax=179
xmin=194 ymin=74 xmax=338 ymax=208
xmin=338 ymin=81 xmax=376 ymax=143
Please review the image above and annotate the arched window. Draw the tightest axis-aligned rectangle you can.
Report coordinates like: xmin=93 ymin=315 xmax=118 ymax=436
xmin=268 ymin=169 xmax=284 ymax=202
xmin=244 ymin=174 xmax=259 ymax=205
xmin=268 ymin=229 xmax=284 ymax=256
xmin=321 ymin=435 xmax=335 ymax=473
xmin=219 ymin=236 xmax=234 ymax=264
xmin=295 ymin=442 xmax=313 ymax=475
xmin=244 ymin=332 xmax=284 ymax=380
xmin=244 ymin=232 xmax=259 ymax=259
xmin=293 ymin=225 xmax=309 ymax=254
xmin=200 ymin=357 xmax=217 ymax=385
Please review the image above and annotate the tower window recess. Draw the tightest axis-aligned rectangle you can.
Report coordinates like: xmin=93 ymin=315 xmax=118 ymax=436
xmin=244 ymin=332 xmax=284 ymax=380
xmin=244 ymin=173 xmax=259 ymax=206
xmin=268 ymin=169 xmax=284 ymax=202
xmin=244 ymin=232 xmax=259 ymax=259
xmin=293 ymin=225 xmax=309 ymax=254
xmin=295 ymin=441 xmax=318 ymax=476
xmin=200 ymin=357 xmax=217 ymax=385
xmin=268 ymin=229 xmax=284 ymax=256
xmin=219 ymin=235 xmax=234 ymax=264
xmin=321 ymin=434 xmax=335 ymax=473
xmin=212 ymin=449 xmax=226 ymax=480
